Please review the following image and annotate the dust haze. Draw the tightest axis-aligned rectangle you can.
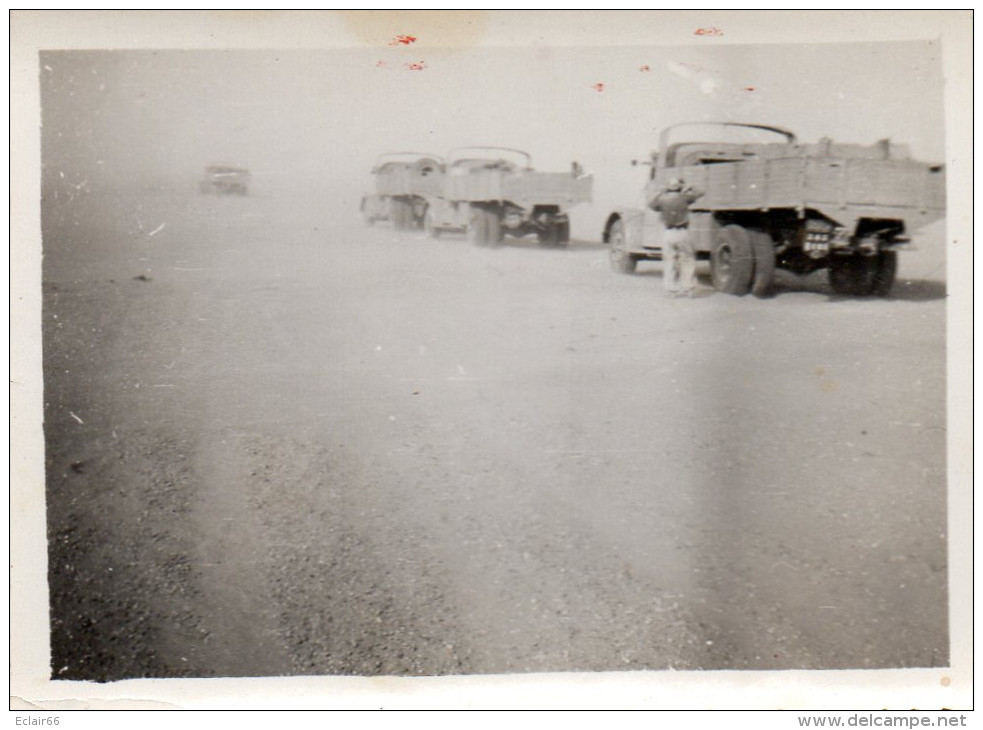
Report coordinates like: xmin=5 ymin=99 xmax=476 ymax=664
xmin=38 ymin=42 xmax=949 ymax=683
xmin=41 ymin=42 xmax=944 ymax=231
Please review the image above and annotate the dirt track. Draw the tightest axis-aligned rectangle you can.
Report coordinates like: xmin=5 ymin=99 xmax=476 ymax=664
xmin=42 ymin=187 xmax=947 ymax=681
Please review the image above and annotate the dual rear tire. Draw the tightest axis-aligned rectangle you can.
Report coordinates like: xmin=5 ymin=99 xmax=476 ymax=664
xmin=828 ymin=251 xmax=897 ymax=297
xmin=537 ymin=219 xmax=570 ymax=248
xmin=391 ymin=199 xmax=410 ymax=230
xmin=392 ymin=198 xmax=422 ymax=231
xmin=710 ymin=223 xmax=897 ymax=297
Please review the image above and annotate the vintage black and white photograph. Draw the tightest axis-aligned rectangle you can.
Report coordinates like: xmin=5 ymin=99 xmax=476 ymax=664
xmin=11 ymin=10 xmax=972 ymax=709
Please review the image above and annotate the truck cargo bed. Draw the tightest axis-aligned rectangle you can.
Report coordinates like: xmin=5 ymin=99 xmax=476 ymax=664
xmin=673 ymin=156 xmax=945 ymax=231
xmin=444 ymin=169 xmax=593 ymax=206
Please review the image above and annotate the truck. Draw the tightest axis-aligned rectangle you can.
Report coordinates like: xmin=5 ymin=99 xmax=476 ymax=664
xmin=602 ymin=122 xmax=946 ymax=297
xmin=420 ymin=147 xmax=593 ymax=247
xmin=199 ymin=164 xmax=252 ymax=196
xmin=360 ymin=152 xmax=445 ymax=229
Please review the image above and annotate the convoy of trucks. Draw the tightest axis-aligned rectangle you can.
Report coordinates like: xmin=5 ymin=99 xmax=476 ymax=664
xmin=362 ymin=124 xmax=945 ymax=298
xmin=361 ymin=148 xmax=593 ymax=247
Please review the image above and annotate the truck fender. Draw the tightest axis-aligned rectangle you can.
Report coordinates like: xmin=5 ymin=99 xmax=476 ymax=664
xmin=603 ymin=208 xmax=645 ymax=249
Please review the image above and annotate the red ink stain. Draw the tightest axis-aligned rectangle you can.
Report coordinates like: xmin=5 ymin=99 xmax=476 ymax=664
xmin=376 ymin=60 xmax=387 ymax=67
xmin=694 ymin=27 xmax=723 ymax=36
xmin=389 ymin=34 xmax=417 ymax=46
xmin=591 ymin=82 xmax=605 ymax=92
xmin=405 ymin=61 xmax=426 ymax=71
xmin=744 ymin=86 xmax=755 ymax=92
xmin=639 ymin=65 xmax=651 ymax=72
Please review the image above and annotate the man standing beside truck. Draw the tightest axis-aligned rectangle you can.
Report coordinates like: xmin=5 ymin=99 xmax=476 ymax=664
xmin=650 ymin=178 xmax=704 ymax=297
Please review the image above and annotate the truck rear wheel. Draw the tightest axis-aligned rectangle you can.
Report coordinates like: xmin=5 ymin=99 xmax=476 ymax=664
xmin=711 ymin=225 xmax=754 ymax=295
xmin=485 ymin=207 xmax=503 ymax=247
xmin=871 ymin=250 xmax=898 ymax=296
xmin=423 ymin=208 xmax=440 ymax=238
xmin=391 ymin=199 xmax=406 ymax=230
xmin=556 ymin=219 xmax=570 ymax=246
xmin=750 ymin=230 xmax=776 ymax=298
xmin=537 ymin=219 xmax=569 ymax=248
xmin=467 ymin=205 xmax=488 ymax=246
xmin=608 ymin=219 xmax=638 ymax=274
xmin=829 ymin=255 xmax=877 ymax=296
xmin=537 ymin=227 xmax=558 ymax=247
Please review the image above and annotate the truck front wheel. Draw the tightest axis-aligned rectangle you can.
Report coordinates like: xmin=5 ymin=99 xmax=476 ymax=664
xmin=711 ymin=225 xmax=754 ymax=295
xmin=608 ymin=220 xmax=638 ymax=274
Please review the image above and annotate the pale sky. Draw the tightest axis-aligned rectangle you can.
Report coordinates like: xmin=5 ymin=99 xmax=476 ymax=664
xmin=40 ymin=40 xmax=945 ymax=232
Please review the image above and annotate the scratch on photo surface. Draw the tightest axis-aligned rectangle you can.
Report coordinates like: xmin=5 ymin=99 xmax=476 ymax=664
xmin=542 ymin=449 xmax=635 ymax=454
xmin=770 ymin=561 xmax=797 ymax=573
xmin=69 ymin=411 xmax=84 ymax=424
xmin=148 ymin=223 xmax=166 ymax=236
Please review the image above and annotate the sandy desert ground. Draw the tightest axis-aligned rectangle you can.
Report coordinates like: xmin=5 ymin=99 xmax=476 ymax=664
xmin=40 ymin=183 xmax=948 ymax=681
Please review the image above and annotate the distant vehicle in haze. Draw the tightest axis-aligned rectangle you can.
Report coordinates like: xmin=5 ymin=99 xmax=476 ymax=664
xmin=360 ymin=152 xmax=445 ymax=229
xmin=603 ymin=122 xmax=946 ymax=297
xmin=420 ymin=147 xmax=593 ymax=247
xmin=199 ymin=164 xmax=251 ymax=196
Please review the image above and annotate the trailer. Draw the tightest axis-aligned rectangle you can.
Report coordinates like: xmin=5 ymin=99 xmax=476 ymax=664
xmin=420 ymin=147 xmax=593 ymax=247
xmin=360 ymin=152 xmax=445 ymax=229
xmin=603 ymin=123 xmax=946 ymax=296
